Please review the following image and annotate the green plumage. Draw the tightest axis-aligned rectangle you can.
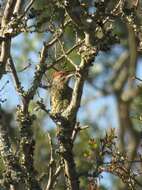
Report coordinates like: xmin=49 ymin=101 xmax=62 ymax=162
xmin=50 ymin=71 xmax=73 ymax=115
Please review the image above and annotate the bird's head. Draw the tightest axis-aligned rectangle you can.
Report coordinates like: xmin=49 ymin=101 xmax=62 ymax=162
xmin=52 ymin=71 xmax=73 ymax=85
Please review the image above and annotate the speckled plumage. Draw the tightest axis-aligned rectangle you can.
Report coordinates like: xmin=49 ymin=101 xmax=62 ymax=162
xmin=50 ymin=71 xmax=73 ymax=115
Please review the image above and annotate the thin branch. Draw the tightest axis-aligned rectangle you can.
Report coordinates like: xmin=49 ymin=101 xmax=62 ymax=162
xmin=63 ymin=0 xmax=85 ymax=29
xmin=125 ymin=16 xmax=137 ymax=88
xmin=0 ymin=0 xmax=17 ymax=78
xmin=45 ymin=132 xmax=62 ymax=190
xmin=135 ymin=76 xmax=142 ymax=82
xmin=58 ymin=39 xmax=78 ymax=70
xmin=17 ymin=62 xmax=31 ymax=72
xmin=36 ymin=100 xmax=52 ymax=117
xmin=46 ymin=132 xmax=54 ymax=190
xmin=1 ymin=0 xmax=17 ymax=26
xmin=13 ymin=0 xmax=23 ymax=14
xmin=8 ymin=56 xmax=23 ymax=93
xmin=111 ymin=0 xmax=124 ymax=15
xmin=44 ymin=19 xmax=71 ymax=50
xmin=47 ymin=39 xmax=84 ymax=69
xmin=19 ymin=0 xmax=35 ymax=20
xmin=71 ymin=122 xmax=89 ymax=142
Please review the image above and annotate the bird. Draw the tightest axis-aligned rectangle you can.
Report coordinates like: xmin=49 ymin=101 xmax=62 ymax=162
xmin=50 ymin=71 xmax=73 ymax=116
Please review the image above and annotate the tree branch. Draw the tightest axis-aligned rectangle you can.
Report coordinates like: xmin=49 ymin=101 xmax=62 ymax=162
xmin=45 ymin=132 xmax=62 ymax=190
xmin=0 ymin=109 xmax=24 ymax=190
xmin=0 ymin=0 xmax=17 ymax=79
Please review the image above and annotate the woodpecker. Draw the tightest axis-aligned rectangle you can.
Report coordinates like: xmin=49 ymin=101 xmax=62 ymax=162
xmin=50 ymin=71 xmax=73 ymax=115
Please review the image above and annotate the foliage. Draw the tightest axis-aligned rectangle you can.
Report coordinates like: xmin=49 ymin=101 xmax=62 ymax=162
xmin=0 ymin=0 xmax=142 ymax=190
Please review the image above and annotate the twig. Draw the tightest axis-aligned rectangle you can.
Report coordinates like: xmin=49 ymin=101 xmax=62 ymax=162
xmin=19 ymin=0 xmax=35 ymax=20
xmin=44 ymin=19 xmax=71 ymax=50
xmin=58 ymin=39 xmax=78 ymax=70
xmin=45 ymin=132 xmax=57 ymax=190
xmin=14 ymin=0 xmax=23 ymax=14
xmin=46 ymin=132 xmax=54 ymax=182
xmin=111 ymin=0 xmax=125 ymax=15
xmin=45 ymin=165 xmax=62 ymax=190
xmin=0 ymin=0 xmax=16 ymax=79
xmin=36 ymin=100 xmax=51 ymax=115
xmin=47 ymin=40 xmax=84 ymax=70
xmin=6 ymin=62 xmax=31 ymax=73
xmin=1 ymin=0 xmax=17 ymax=26
xmin=71 ymin=122 xmax=89 ymax=142
xmin=135 ymin=76 xmax=142 ymax=82
xmin=8 ymin=56 xmax=23 ymax=93
xmin=18 ymin=62 xmax=31 ymax=72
